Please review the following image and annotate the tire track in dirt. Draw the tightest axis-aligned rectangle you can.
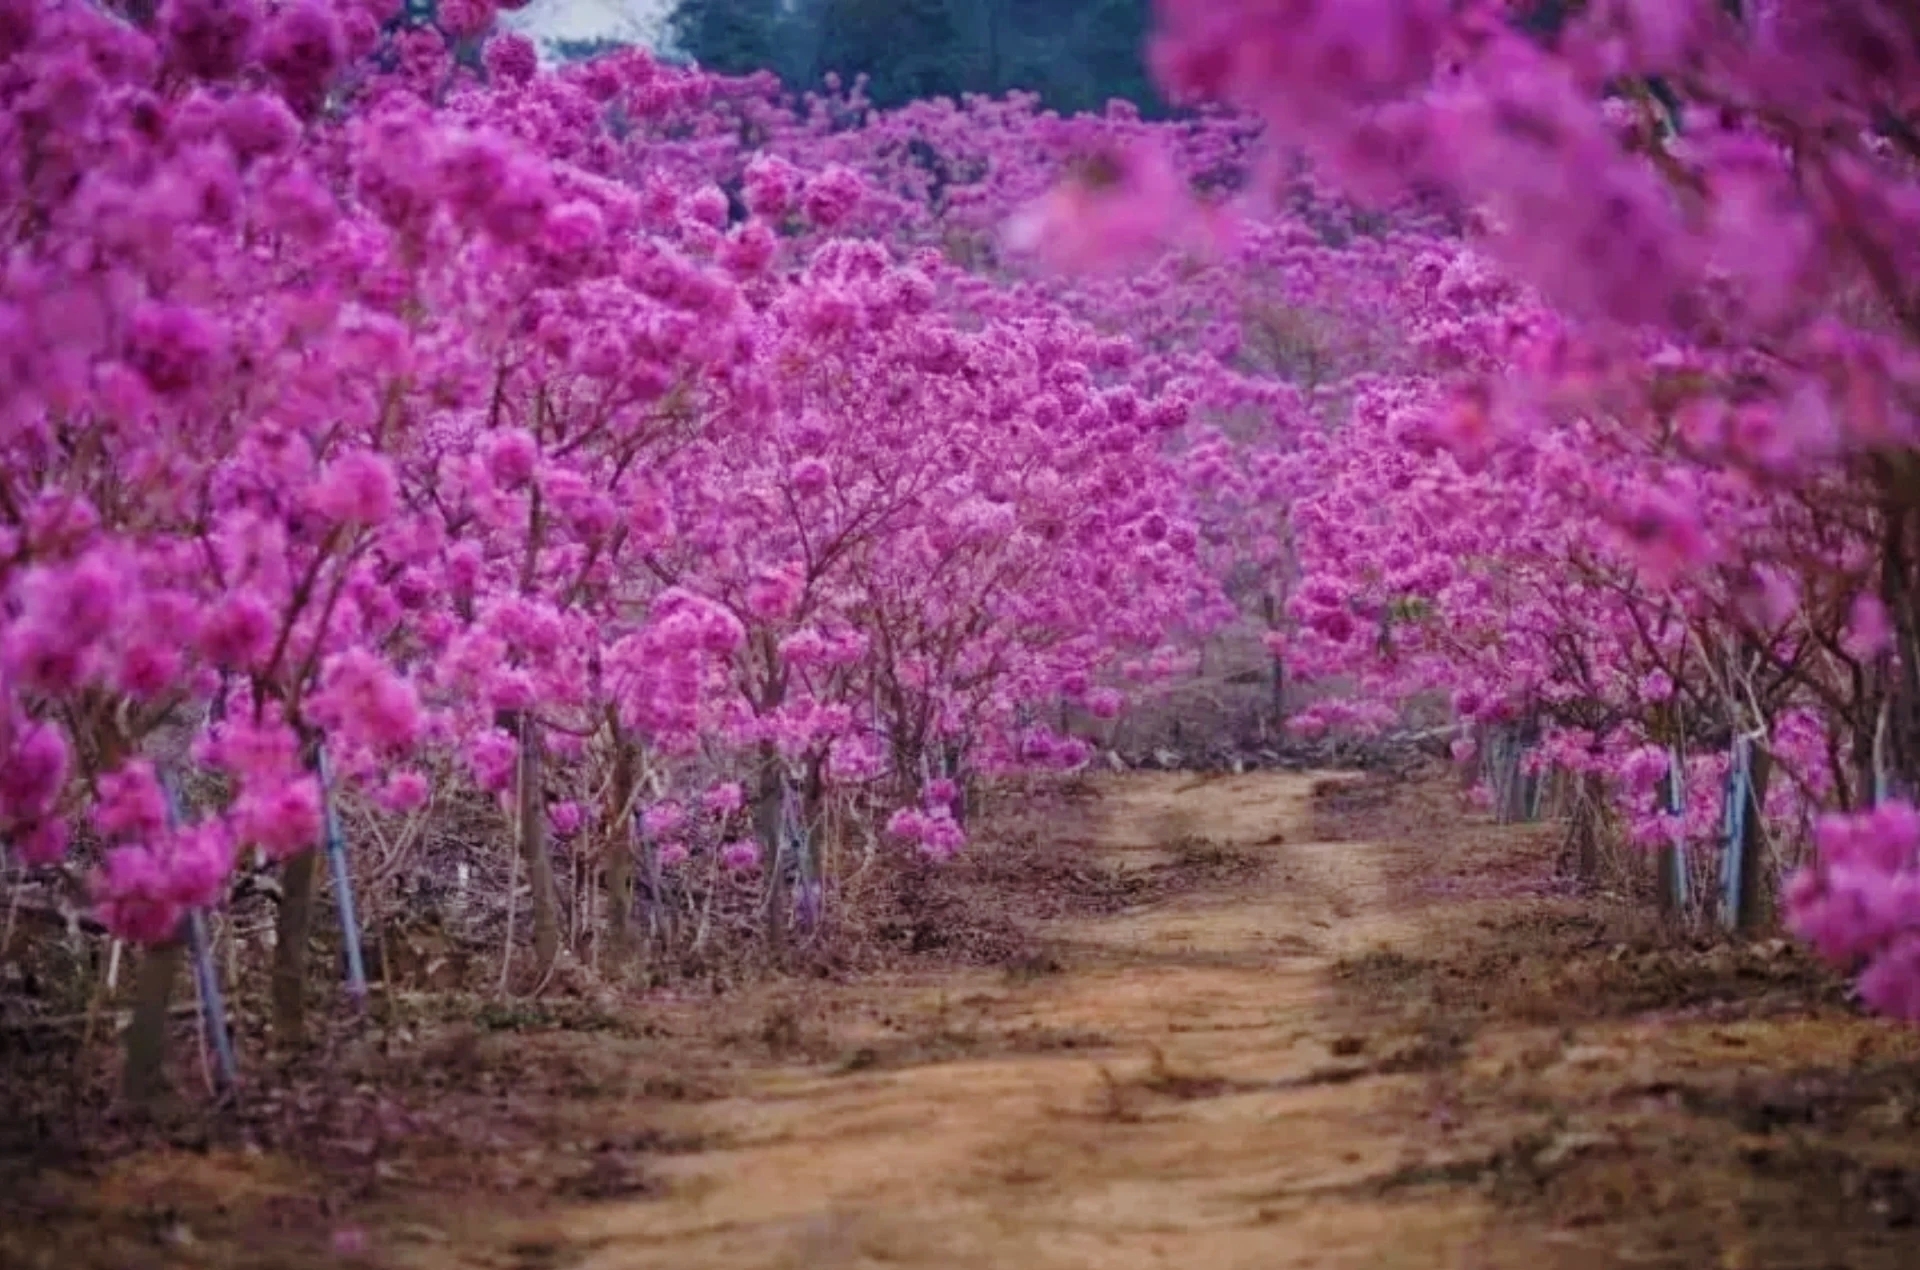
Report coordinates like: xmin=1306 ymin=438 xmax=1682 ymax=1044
xmin=499 ymin=771 xmax=1562 ymax=1270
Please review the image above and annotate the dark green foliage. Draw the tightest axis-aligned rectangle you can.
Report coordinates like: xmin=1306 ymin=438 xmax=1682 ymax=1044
xmin=667 ymin=0 xmax=796 ymax=78
xmin=551 ymin=37 xmax=631 ymax=64
xmin=1509 ymin=0 xmax=1572 ymax=41
xmin=668 ymin=0 xmax=1164 ymax=115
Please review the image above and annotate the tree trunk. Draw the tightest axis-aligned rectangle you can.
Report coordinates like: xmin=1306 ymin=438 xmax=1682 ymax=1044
xmin=1655 ymin=847 xmax=1686 ymax=918
xmin=1850 ymin=694 xmax=1878 ymax=812
xmin=124 ymin=937 xmax=184 ymax=1107
xmin=1488 ymin=725 xmax=1527 ymax=823
xmin=512 ymin=714 xmax=562 ymax=975
xmin=1733 ymin=745 xmax=1775 ymax=936
xmin=1571 ymin=771 xmax=1604 ymax=883
xmin=945 ymin=739 xmax=970 ymax=828
xmin=271 ymin=847 xmax=319 ymax=1044
xmin=1505 ymin=744 xmax=1529 ymax=824
xmin=754 ymin=745 xmax=786 ymax=951
xmin=1262 ymin=594 xmax=1287 ymax=731
xmin=604 ymin=723 xmax=638 ymax=963
xmin=1877 ymin=487 xmax=1920 ymax=798
xmin=1655 ymin=764 xmax=1688 ymax=922
xmin=1510 ymin=717 xmax=1543 ymax=823
xmin=797 ymin=755 xmax=826 ymax=931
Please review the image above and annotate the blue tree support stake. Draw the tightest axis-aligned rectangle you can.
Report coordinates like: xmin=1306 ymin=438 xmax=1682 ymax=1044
xmin=184 ymin=909 xmax=237 ymax=1092
xmin=1718 ymin=736 xmax=1752 ymax=932
xmin=317 ymin=747 xmax=369 ymax=1008
xmin=161 ymin=774 xmax=239 ymax=1093
xmin=1662 ymin=744 xmax=1691 ymax=913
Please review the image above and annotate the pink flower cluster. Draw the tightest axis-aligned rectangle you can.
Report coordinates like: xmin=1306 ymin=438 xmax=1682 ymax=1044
xmin=1788 ymin=804 xmax=1920 ymax=1020
xmin=885 ymin=806 xmax=966 ymax=862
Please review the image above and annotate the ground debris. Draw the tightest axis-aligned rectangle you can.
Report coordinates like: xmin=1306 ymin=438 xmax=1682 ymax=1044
xmin=8 ymin=769 xmax=1920 ymax=1270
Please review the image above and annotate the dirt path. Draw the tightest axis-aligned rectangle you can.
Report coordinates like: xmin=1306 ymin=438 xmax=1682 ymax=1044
xmin=15 ymin=770 xmax=1920 ymax=1270
xmin=477 ymin=770 xmax=1546 ymax=1270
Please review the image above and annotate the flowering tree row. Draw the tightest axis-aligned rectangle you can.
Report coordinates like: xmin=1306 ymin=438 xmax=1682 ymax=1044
xmin=1053 ymin=0 xmax=1920 ymax=1019
xmin=0 ymin=0 xmax=1228 ymax=1096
